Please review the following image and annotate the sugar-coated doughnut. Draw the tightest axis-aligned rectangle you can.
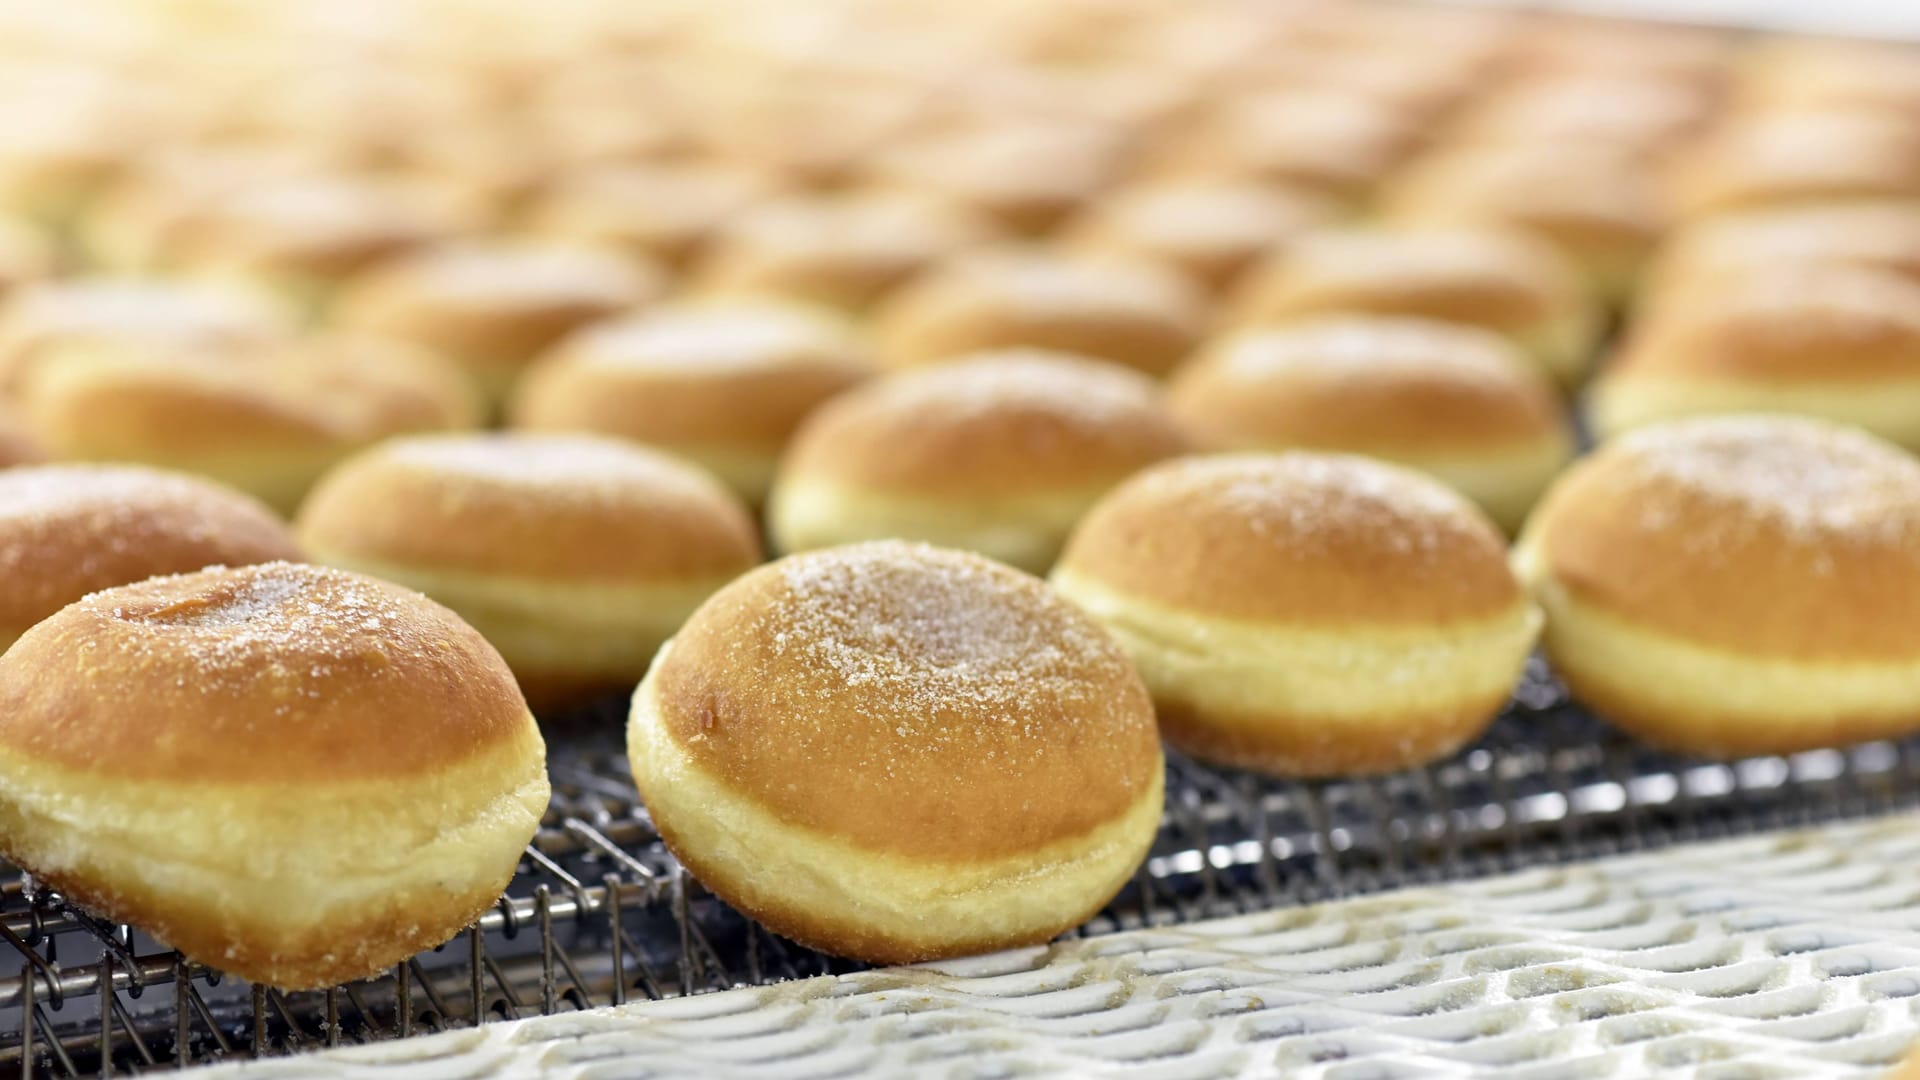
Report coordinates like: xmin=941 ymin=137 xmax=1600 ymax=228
xmin=299 ymin=433 xmax=761 ymax=708
xmin=873 ymin=249 xmax=1206 ymax=377
xmin=525 ymin=161 xmax=773 ymax=273
xmin=19 ymin=333 xmax=480 ymax=513
xmin=331 ymin=241 xmax=664 ymax=408
xmin=769 ymin=350 xmax=1191 ymax=573
xmin=628 ymin=540 xmax=1163 ymax=963
xmin=693 ymin=190 xmax=998 ymax=315
xmin=1643 ymin=202 xmax=1920 ymax=296
xmin=510 ymin=300 xmax=872 ymax=505
xmin=1053 ymin=454 xmax=1539 ymax=777
xmin=1672 ymin=112 xmax=1920 ymax=218
xmin=0 ymin=464 xmax=301 ymax=651
xmin=1383 ymin=145 xmax=1665 ymax=301
xmin=1445 ymin=76 xmax=1712 ymax=159
xmin=1154 ymin=91 xmax=1418 ymax=206
xmin=1059 ymin=179 xmax=1338 ymax=296
xmin=1228 ymin=225 xmax=1600 ymax=388
xmin=865 ymin=122 xmax=1124 ymax=235
xmin=0 ymin=562 xmax=549 ymax=988
xmin=1515 ymin=415 xmax=1920 ymax=757
xmin=1591 ymin=266 xmax=1920 ymax=452
xmin=0 ymin=277 xmax=291 ymax=398
xmin=1169 ymin=318 xmax=1573 ymax=534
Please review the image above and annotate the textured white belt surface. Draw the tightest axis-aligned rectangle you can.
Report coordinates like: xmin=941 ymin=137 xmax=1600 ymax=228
xmin=201 ymin=814 xmax=1920 ymax=1078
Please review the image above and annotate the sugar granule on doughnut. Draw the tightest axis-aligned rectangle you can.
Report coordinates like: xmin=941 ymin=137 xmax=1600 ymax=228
xmin=628 ymin=540 xmax=1163 ymax=964
xmin=1053 ymin=454 xmax=1539 ymax=777
xmin=1516 ymin=415 xmax=1920 ymax=758
xmin=0 ymin=562 xmax=549 ymax=989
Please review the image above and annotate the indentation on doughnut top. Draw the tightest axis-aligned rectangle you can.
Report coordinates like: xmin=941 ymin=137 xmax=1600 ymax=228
xmin=653 ymin=541 xmax=1161 ymax=860
xmin=0 ymin=561 xmax=530 ymax=781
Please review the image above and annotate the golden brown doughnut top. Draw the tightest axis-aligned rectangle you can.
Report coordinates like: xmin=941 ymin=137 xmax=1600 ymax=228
xmin=1058 ymin=453 xmax=1520 ymax=624
xmin=1674 ymin=112 xmax=1920 ymax=216
xmin=651 ymin=541 xmax=1161 ymax=861
xmin=1612 ymin=266 xmax=1920 ymax=380
xmin=1649 ymin=203 xmax=1920 ymax=291
xmin=702 ymin=191 xmax=998 ymax=271
xmin=1169 ymin=317 xmax=1565 ymax=453
xmin=1384 ymin=144 xmax=1665 ymax=247
xmin=0 ymin=562 xmax=532 ymax=781
xmin=526 ymin=161 xmax=774 ymax=267
xmin=1062 ymin=180 xmax=1336 ymax=273
xmin=1231 ymin=226 xmax=1582 ymax=332
xmin=298 ymin=432 xmax=760 ymax=582
xmin=0 ymin=464 xmax=300 ymax=638
xmin=781 ymin=349 xmax=1190 ymax=497
xmin=0 ymin=278 xmax=290 ymax=395
xmin=1531 ymin=415 xmax=1920 ymax=659
xmin=548 ymin=302 xmax=870 ymax=378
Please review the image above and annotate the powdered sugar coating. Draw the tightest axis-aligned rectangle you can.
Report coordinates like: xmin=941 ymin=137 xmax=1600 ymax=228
xmin=862 ymin=349 xmax=1163 ymax=427
xmin=566 ymin=303 xmax=863 ymax=373
xmin=398 ymin=243 xmax=654 ymax=308
xmin=652 ymin=541 xmax=1161 ymax=857
xmin=379 ymin=432 xmax=726 ymax=499
xmin=1615 ymin=415 xmax=1920 ymax=540
xmin=1183 ymin=453 xmax=1484 ymax=556
xmin=1212 ymin=317 xmax=1532 ymax=385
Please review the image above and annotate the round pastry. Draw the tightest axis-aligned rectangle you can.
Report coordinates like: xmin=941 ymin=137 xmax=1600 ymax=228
xmin=1382 ymin=145 xmax=1666 ymax=301
xmin=770 ymin=350 xmax=1191 ymax=572
xmin=1642 ymin=202 xmax=1920 ymax=297
xmin=1445 ymin=76 xmax=1713 ymax=160
xmin=1515 ymin=415 xmax=1920 ymax=757
xmin=510 ymin=300 xmax=872 ymax=505
xmin=0 ymin=277 xmax=291 ymax=398
xmin=0 ymin=561 xmax=549 ymax=989
xmin=1671 ymin=112 xmax=1920 ymax=218
xmin=331 ymin=241 xmax=664 ymax=409
xmin=1058 ymin=179 xmax=1338 ymax=296
xmin=873 ymin=249 xmax=1206 ymax=377
xmin=1052 ymin=454 xmax=1539 ymax=776
xmin=0 ymin=401 xmax=43 ymax=467
xmin=1736 ymin=39 xmax=1920 ymax=119
xmin=1590 ymin=266 xmax=1920 ymax=451
xmin=1169 ymin=318 xmax=1572 ymax=533
xmin=524 ymin=160 xmax=773 ymax=273
xmin=628 ymin=540 xmax=1163 ymax=963
xmin=863 ymin=122 xmax=1124 ymax=236
xmin=1228 ymin=225 xmax=1599 ymax=388
xmin=0 ymin=464 xmax=301 ymax=651
xmin=1152 ymin=91 xmax=1420 ymax=207
xmin=158 ymin=174 xmax=473 ymax=316
xmin=19 ymin=332 xmax=480 ymax=514
xmin=298 ymin=433 xmax=761 ymax=708
xmin=692 ymin=190 xmax=999 ymax=314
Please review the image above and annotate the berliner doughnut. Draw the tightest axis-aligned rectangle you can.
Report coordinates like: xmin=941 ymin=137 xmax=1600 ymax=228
xmin=17 ymin=332 xmax=481 ymax=513
xmin=1590 ymin=266 xmax=1920 ymax=451
xmin=298 ymin=433 xmax=761 ymax=708
xmin=1672 ymin=112 xmax=1920 ymax=218
xmin=769 ymin=350 xmax=1191 ymax=572
xmin=1169 ymin=318 xmax=1573 ymax=534
xmin=0 ymin=464 xmax=301 ymax=651
xmin=0 ymin=277 xmax=291 ymax=398
xmin=0 ymin=561 xmax=549 ymax=989
xmin=863 ymin=122 xmax=1124 ymax=236
xmin=1514 ymin=415 xmax=1920 ymax=757
xmin=628 ymin=540 xmax=1163 ymax=963
xmin=1382 ymin=145 xmax=1666 ymax=301
xmin=1643 ymin=202 xmax=1920 ymax=296
xmin=872 ymin=249 xmax=1206 ymax=377
xmin=524 ymin=160 xmax=773 ymax=273
xmin=1446 ymin=76 xmax=1713 ymax=160
xmin=1152 ymin=91 xmax=1418 ymax=206
xmin=692 ymin=190 xmax=998 ymax=314
xmin=1228 ymin=225 xmax=1600 ymax=388
xmin=1052 ymin=454 xmax=1539 ymax=777
xmin=510 ymin=300 xmax=872 ymax=505
xmin=1058 ymin=179 xmax=1338 ymax=296
xmin=330 ymin=241 xmax=664 ymax=409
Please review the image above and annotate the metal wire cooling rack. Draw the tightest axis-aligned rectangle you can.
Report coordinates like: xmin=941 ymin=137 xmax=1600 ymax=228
xmin=6 ymin=661 xmax=1920 ymax=1077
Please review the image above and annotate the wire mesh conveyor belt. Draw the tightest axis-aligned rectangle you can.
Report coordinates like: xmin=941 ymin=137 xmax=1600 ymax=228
xmin=6 ymin=663 xmax=1920 ymax=1076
